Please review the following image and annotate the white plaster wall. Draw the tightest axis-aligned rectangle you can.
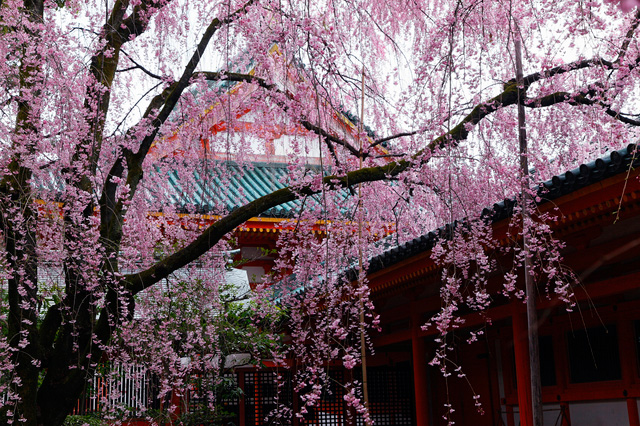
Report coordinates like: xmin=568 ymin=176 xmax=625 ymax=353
xmin=569 ymin=400 xmax=628 ymax=426
xmin=507 ymin=403 xmax=589 ymax=426
xmin=542 ymin=404 xmax=563 ymax=425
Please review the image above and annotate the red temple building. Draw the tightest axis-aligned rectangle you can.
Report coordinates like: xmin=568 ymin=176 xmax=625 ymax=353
xmin=361 ymin=144 xmax=640 ymax=426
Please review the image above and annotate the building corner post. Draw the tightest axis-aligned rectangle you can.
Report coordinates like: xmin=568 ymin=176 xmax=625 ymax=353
xmin=511 ymin=305 xmax=533 ymax=426
xmin=412 ymin=314 xmax=430 ymax=426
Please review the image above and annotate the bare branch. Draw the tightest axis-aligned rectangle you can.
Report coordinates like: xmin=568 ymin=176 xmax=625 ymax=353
xmin=371 ymin=131 xmax=420 ymax=148
xmin=508 ymin=57 xmax=614 ymax=88
xmin=528 ymin=90 xmax=640 ymax=126
xmin=300 ymin=120 xmax=362 ymax=158
xmin=117 ymin=50 xmax=164 ymax=80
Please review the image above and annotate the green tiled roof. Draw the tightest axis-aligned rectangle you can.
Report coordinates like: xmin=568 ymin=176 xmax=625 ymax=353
xmin=160 ymin=161 xmax=328 ymax=218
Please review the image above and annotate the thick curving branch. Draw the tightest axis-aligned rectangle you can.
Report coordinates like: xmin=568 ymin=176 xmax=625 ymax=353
xmin=127 ymin=0 xmax=258 ymax=186
xmin=123 ymin=160 xmax=410 ymax=294
xmin=118 ymin=9 xmax=640 ymax=297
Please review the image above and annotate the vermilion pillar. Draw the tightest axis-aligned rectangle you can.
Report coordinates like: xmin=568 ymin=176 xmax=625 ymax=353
xmin=412 ymin=315 xmax=430 ymax=426
xmin=512 ymin=307 xmax=533 ymax=426
xmin=627 ymin=398 xmax=640 ymax=426
xmin=619 ymin=320 xmax=639 ymax=426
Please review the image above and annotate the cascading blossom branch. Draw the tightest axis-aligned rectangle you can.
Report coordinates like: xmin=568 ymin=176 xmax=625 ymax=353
xmin=423 ymin=199 xmax=580 ymax=421
xmin=264 ymin=218 xmax=380 ymax=423
xmin=424 ymin=219 xmax=496 ymax=375
xmin=503 ymin=202 xmax=578 ymax=308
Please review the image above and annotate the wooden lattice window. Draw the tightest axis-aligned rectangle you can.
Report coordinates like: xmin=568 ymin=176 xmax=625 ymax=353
xmin=244 ymin=370 xmax=292 ymax=426
xmin=354 ymin=366 xmax=414 ymax=426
